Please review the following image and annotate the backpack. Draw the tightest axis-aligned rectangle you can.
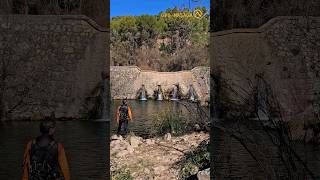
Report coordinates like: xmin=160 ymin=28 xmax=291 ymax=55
xmin=29 ymin=139 xmax=62 ymax=180
xmin=119 ymin=105 xmax=129 ymax=121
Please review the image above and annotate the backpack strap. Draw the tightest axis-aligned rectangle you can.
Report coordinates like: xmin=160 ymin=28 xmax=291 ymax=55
xmin=29 ymin=139 xmax=37 ymax=156
xmin=29 ymin=138 xmax=57 ymax=157
xmin=48 ymin=140 xmax=56 ymax=148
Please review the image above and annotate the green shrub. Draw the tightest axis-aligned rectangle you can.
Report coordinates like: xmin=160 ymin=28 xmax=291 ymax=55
xmin=151 ymin=110 xmax=189 ymax=136
xmin=112 ymin=168 xmax=133 ymax=180
xmin=179 ymin=140 xmax=210 ymax=179
xmin=180 ymin=161 xmax=198 ymax=179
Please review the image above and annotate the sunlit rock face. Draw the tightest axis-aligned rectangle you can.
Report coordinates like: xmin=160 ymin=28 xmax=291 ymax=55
xmin=110 ymin=66 xmax=210 ymax=104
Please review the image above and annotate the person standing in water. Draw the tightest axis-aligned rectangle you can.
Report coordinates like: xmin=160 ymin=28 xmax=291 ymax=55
xmin=116 ymin=98 xmax=133 ymax=135
xmin=22 ymin=120 xmax=70 ymax=180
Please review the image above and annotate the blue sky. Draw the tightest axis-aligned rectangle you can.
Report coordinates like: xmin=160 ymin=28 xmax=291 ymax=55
xmin=111 ymin=0 xmax=210 ymax=17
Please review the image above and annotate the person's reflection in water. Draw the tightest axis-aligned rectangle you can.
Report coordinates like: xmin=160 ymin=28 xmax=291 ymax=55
xmin=22 ymin=120 xmax=70 ymax=180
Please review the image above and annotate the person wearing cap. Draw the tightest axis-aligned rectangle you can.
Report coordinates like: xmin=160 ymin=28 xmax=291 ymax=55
xmin=22 ymin=120 xmax=70 ymax=180
xmin=116 ymin=98 xmax=133 ymax=135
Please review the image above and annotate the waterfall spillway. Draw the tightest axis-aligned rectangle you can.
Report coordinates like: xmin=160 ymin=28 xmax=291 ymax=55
xmin=94 ymin=72 xmax=108 ymax=122
xmin=156 ymin=85 xmax=163 ymax=100
xmin=140 ymin=85 xmax=147 ymax=101
xmin=257 ymin=77 xmax=269 ymax=120
xmin=189 ymin=85 xmax=196 ymax=102
xmin=170 ymin=85 xmax=179 ymax=101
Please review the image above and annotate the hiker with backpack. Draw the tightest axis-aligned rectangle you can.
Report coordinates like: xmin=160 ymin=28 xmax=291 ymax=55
xmin=116 ymin=98 xmax=133 ymax=135
xmin=22 ymin=120 xmax=70 ymax=180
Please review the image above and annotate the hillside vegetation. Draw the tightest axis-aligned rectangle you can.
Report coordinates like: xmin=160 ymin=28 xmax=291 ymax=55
xmin=111 ymin=7 xmax=209 ymax=72
xmin=0 ymin=0 xmax=108 ymax=27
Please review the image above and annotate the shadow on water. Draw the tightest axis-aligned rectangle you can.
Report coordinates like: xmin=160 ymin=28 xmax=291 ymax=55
xmin=212 ymin=120 xmax=320 ymax=179
xmin=0 ymin=120 xmax=108 ymax=180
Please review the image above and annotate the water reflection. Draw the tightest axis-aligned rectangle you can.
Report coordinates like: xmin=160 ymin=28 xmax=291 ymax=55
xmin=111 ymin=100 xmax=187 ymax=137
xmin=170 ymin=85 xmax=179 ymax=101
xmin=212 ymin=120 xmax=320 ymax=179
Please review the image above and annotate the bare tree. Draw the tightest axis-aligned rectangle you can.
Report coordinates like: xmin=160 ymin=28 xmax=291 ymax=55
xmin=209 ymin=72 xmax=318 ymax=179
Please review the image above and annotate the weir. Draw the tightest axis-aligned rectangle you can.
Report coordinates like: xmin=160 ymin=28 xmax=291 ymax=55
xmin=111 ymin=66 xmax=210 ymax=105
xmin=170 ymin=85 xmax=179 ymax=101
xmin=188 ymin=84 xmax=196 ymax=102
xmin=156 ymin=85 xmax=163 ymax=100
xmin=140 ymin=84 xmax=147 ymax=101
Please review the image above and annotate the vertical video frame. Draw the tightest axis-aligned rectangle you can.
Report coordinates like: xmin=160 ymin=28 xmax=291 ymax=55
xmin=110 ymin=0 xmax=210 ymax=179
xmin=210 ymin=0 xmax=320 ymax=179
xmin=0 ymin=1 xmax=109 ymax=180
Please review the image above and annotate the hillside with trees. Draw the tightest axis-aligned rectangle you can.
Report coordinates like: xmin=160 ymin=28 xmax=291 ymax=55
xmin=0 ymin=0 xmax=108 ymax=27
xmin=111 ymin=7 xmax=209 ymax=72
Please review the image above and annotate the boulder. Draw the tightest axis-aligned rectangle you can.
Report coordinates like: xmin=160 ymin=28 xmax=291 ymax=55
xmin=194 ymin=124 xmax=201 ymax=131
xmin=111 ymin=134 xmax=123 ymax=141
xmin=129 ymin=136 xmax=142 ymax=148
xmin=116 ymin=150 xmax=129 ymax=157
xmin=164 ymin=133 xmax=172 ymax=141
xmin=190 ymin=165 xmax=199 ymax=175
xmin=126 ymin=144 xmax=135 ymax=153
xmin=146 ymin=139 xmax=155 ymax=145
xmin=144 ymin=168 xmax=151 ymax=174
xmin=110 ymin=140 xmax=121 ymax=149
xmin=153 ymin=166 xmax=167 ymax=174
xmin=197 ymin=168 xmax=210 ymax=180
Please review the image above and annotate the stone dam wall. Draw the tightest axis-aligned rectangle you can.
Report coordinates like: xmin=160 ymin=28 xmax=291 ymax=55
xmin=110 ymin=66 xmax=210 ymax=105
xmin=1 ymin=15 xmax=317 ymax=120
xmin=0 ymin=15 xmax=108 ymax=120
xmin=211 ymin=16 xmax=320 ymax=121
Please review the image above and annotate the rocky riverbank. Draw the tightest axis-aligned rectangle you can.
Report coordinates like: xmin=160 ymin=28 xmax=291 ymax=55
xmin=110 ymin=132 xmax=210 ymax=180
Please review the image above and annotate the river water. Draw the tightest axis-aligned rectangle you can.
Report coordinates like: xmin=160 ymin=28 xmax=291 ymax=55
xmin=110 ymin=100 xmax=189 ymax=137
xmin=0 ymin=100 xmax=189 ymax=179
xmin=2 ymin=101 xmax=319 ymax=180
xmin=0 ymin=121 xmax=108 ymax=180
xmin=212 ymin=120 xmax=320 ymax=179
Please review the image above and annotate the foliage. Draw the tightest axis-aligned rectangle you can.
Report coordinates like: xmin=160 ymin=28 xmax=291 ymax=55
xmin=112 ymin=168 xmax=133 ymax=180
xmin=210 ymin=72 xmax=319 ymax=179
xmin=111 ymin=7 xmax=209 ymax=71
xmin=150 ymin=109 xmax=189 ymax=136
xmin=0 ymin=0 xmax=108 ymax=26
xmin=179 ymin=139 xmax=210 ymax=179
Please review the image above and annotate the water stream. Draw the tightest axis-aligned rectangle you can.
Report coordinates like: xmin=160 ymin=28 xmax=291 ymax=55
xmin=156 ymin=85 xmax=163 ymax=101
xmin=189 ymin=85 xmax=196 ymax=102
xmin=140 ymin=85 xmax=147 ymax=101
xmin=1 ymin=103 xmax=319 ymax=179
xmin=171 ymin=85 xmax=179 ymax=101
xmin=110 ymin=100 xmax=187 ymax=137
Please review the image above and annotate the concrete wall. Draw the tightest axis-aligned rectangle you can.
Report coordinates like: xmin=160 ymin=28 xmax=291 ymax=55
xmin=211 ymin=16 xmax=320 ymax=121
xmin=110 ymin=66 xmax=210 ymax=104
xmin=0 ymin=15 xmax=108 ymax=120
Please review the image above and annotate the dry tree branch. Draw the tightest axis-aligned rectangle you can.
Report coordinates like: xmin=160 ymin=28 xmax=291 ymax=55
xmin=210 ymin=72 xmax=317 ymax=179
